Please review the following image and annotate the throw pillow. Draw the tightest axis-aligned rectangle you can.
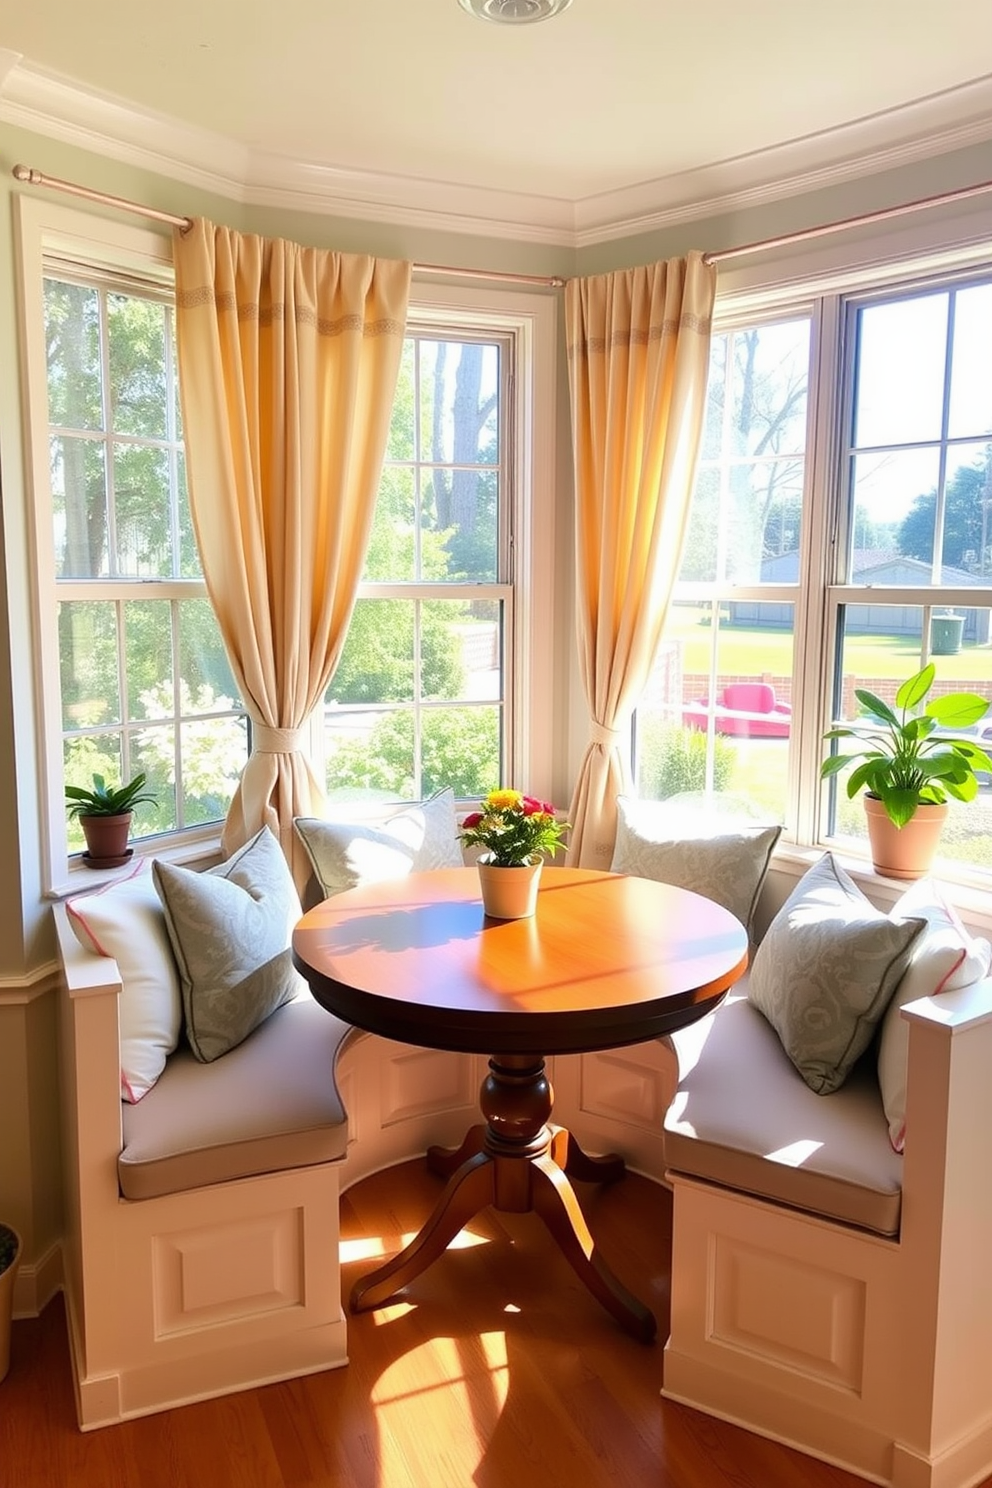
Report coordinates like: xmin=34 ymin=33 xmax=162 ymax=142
xmin=294 ymin=787 xmax=463 ymax=900
xmin=747 ymin=853 xmax=926 ymax=1095
xmin=610 ymin=795 xmax=781 ymax=934
xmin=153 ymin=827 xmax=306 ymax=1063
xmin=878 ymin=879 xmax=992 ymax=1151
xmin=66 ymin=860 xmax=182 ymax=1102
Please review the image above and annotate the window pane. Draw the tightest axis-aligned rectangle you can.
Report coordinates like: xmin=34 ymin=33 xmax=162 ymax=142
xmin=636 ymin=600 xmax=792 ymax=824
xmin=853 ymin=293 xmax=948 ymax=448
xmin=45 ymin=280 xmax=102 ymax=431
xmin=850 ymin=447 xmax=940 ymax=578
xmin=330 ymin=599 xmax=415 ymax=704
xmin=363 ymin=467 xmax=416 ymax=582
xmin=948 ymin=283 xmax=992 ymax=440
xmin=824 ymin=605 xmax=992 ymax=873
xmin=178 ymin=599 xmax=241 ymax=706
xmin=430 ymin=468 xmax=497 ymax=582
xmin=53 ymin=436 xmax=109 ymax=578
xmin=177 ymin=715 xmax=247 ymax=826
xmin=418 ymin=339 xmax=500 ymax=465
xmin=125 ymin=600 xmax=174 ymax=718
xmin=937 ymin=443 xmax=992 ymax=581
xmin=451 ymin=600 xmax=501 ymax=702
xmin=108 ymin=292 xmax=167 ymax=439
xmin=113 ymin=444 xmax=173 ymax=576
xmin=683 ymin=318 xmax=810 ymax=586
xmin=59 ymin=601 xmax=120 ymax=729
xmin=325 ymin=707 xmax=414 ymax=799
xmin=420 ymin=706 xmax=500 ymax=796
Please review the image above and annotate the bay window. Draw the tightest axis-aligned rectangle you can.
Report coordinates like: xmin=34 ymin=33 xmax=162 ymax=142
xmin=637 ymin=251 xmax=992 ymax=888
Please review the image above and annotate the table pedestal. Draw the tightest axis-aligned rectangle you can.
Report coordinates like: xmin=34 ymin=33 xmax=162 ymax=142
xmin=349 ymin=1053 xmax=657 ymax=1342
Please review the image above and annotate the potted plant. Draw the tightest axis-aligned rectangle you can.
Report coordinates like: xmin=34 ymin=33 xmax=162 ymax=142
xmin=820 ymin=662 xmax=992 ymax=879
xmin=65 ymin=771 xmax=157 ymax=868
xmin=459 ymin=788 xmax=570 ymax=919
xmin=0 ymin=1222 xmax=21 ymax=1384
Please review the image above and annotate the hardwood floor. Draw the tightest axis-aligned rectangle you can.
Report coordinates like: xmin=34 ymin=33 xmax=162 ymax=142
xmin=0 ymin=1160 xmax=918 ymax=1487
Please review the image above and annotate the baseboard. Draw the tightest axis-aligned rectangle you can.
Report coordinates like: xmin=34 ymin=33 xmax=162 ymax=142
xmin=662 ymin=1342 xmax=891 ymax=1486
xmin=12 ymin=1239 xmax=63 ymax=1319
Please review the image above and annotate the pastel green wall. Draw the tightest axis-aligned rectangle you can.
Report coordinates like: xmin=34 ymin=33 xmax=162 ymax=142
xmin=1 ymin=115 xmax=989 ymax=1291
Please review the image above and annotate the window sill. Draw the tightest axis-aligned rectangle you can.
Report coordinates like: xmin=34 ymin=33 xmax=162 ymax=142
xmin=48 ymin=829 xmax=225 ymax=902
xmin=769 ymin=841 xmax=992 ymax=937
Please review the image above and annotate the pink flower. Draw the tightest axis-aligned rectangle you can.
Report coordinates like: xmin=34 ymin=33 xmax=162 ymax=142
xmin=461 ymin=811 xmax=483 ymax=829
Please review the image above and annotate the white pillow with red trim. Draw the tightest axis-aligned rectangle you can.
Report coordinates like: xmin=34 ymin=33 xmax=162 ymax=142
xmin=66 ymin=861 xmax=182 ymax=1102
xmin=879 ymin=879 xmax=992 ymax=1152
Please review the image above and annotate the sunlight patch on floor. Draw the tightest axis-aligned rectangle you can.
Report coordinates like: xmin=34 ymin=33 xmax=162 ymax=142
xmin=342 ymin=1225 xmax=492 ymax=1265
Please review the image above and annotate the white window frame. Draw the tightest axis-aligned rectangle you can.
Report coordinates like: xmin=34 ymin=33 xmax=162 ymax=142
xmin=17 ymin=199 xmax=557 ymax=885
xmin=310 ymin=279 xmax=557 ymax=808
xmin=664 ymin=204 xmax=992 ymax=912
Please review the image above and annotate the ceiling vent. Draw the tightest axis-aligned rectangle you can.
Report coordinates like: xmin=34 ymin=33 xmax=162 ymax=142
xmin=458 ymin=0 xmax=573 ymax=23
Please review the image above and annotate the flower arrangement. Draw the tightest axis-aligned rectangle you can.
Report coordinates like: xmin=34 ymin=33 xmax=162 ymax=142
xmin=459 ymin=788 xmax=570 ymax=867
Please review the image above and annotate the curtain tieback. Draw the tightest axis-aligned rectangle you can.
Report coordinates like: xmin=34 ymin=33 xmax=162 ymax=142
xmin=252 ymin=723 xmax=305 ymax=754
xmin=590 ymin=722 xmax=622 ymax=747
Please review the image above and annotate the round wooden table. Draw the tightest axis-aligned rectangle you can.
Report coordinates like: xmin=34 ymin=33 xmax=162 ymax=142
xmin=293 ymin=866 xmax=748 ymax=1342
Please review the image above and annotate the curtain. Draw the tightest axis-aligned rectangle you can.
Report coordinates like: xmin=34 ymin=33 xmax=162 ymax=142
xmin=565 ymin=253 xmax=717 ymax=869
xmin=173 ymin=219 xmax=411 ymax=888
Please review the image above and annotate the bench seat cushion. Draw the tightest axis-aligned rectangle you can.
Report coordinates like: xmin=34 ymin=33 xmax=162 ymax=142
xmin=663 ymin=983 xmax=902 ymax=1236
xmin=119 ymin=994 xmax=351 ymax=1200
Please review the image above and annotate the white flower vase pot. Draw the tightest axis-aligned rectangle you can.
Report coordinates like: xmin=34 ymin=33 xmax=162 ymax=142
xmin=0 ymin=1223 xmax=22 ymax=1384
xmin=477 ymin=856 xmax=543 ymax=919
xmin=863 ymin=796 xmax=948 ymax=881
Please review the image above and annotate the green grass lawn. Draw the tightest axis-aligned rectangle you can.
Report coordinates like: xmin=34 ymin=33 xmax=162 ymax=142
xmin=671 ymin=610 xmax=991 ymax=684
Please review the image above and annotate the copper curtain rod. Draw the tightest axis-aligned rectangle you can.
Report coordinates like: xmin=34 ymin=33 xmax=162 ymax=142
xmin=703 ymin=176 xmax=992 ymax=264
xmin=13 ymin=161 xmax=992 ymax=276
xmin=10 ymin=164 xmax=566 ymax=288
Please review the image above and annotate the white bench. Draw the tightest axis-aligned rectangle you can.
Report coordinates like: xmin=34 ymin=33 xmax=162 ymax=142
xmin=661 ymin=975 xmax=992 ymax=1488
xmin=54 ymin=903 xmax=485 ymax=1429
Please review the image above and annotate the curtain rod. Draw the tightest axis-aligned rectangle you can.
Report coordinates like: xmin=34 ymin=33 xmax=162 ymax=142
xmin=703 ymin=176 xmax=992 ymax=265
xmin=11 ymin=164 xmax=566 ymax=289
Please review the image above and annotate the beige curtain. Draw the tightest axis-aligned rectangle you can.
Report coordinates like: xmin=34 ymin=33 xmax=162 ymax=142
xmin=565 ymin=253 xmax=717 ymax=869
xmin=173 ymin=219 xmax=411 ymax=887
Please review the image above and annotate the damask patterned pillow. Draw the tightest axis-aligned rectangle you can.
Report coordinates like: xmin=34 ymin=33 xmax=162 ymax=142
xmin=610 ymin=795 xmax=781 ymax=934
xmin=294 ymin=787 xmax=463 ymax=900
xmin=153 ymin=827 xmax=306 ymax=1063
xmin=747 ymin=853 xmax=926 ymax=1095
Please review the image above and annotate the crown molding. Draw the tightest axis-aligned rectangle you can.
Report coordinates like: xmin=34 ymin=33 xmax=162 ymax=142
xmin=4 ymin=58 xmax=992 ymax=250
xmin=574 ymin=73 xmax=992 ymax=246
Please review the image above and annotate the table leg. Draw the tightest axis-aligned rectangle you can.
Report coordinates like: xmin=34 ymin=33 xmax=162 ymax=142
xmin=351 ymin=1151 xmax=496 ymax=1313
xmin=351 ymin=1052 xmax=655 ymax=1342
xmin=549 ymin=1128 xmax=626 ymax=1186
xmin=427 ymin=1124 xmax=486 ymax=1179
xmin=530 ymin=1152 xmax=657 ymax=1343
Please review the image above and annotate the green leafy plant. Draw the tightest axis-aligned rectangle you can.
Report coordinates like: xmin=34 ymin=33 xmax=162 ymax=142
xmin=459 ymin=788 xmax=570 ymax=867
xmin=65 ymin=771 xmax=157 ymax=820
xmin=820 ymin=663 xmax=992 ymax=828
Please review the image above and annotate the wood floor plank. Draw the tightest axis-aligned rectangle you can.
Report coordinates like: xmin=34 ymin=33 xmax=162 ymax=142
xmin=2 ymin=1159 xmax=985 ymax=1488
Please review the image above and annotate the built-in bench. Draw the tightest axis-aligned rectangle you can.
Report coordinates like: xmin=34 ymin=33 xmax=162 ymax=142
xmin=54 ymin=900 xmax=486 ymax=1430
xmin=660 ymin=973 xmax=992 ymax=1488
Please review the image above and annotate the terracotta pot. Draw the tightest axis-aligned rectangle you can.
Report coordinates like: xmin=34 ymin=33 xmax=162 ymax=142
xmin=80 ymin=811 xmax=134 ymax=868
xmin=477 ymin=856 xmax=543 ymax=919
xmin=863 ymin=796 xmax=948 ymax=881
xmin=0 ymin=1223 xmax=22 ymax=1384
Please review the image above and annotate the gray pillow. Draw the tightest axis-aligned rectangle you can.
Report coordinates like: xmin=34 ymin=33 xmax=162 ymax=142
xmin=610 ymin=795 xmax=781 ymax=933
xmin=153 ymin=827 xmax=305 ymax=1063
xmin=294 ymin=787 xmax=463 ymax=900
xmin=747 ymin=853 xmax=926 ymax=1095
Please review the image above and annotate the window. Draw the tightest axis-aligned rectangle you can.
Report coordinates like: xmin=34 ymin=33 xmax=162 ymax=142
xmin=637 ymin=248 xmax=992 ymax=887
xmin=46 ymin=270 xmax=248 ymax=857
xmin=321 ymin=284 xmax=556 ymax=806
xmin=19 ymin=203 xmax=248 ymax=884
xmin=20 ymin=207 xmax=556 ymax=885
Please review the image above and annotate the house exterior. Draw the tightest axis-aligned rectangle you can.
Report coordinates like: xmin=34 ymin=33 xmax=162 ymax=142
xmin=730 ymin=552 xmax=992 ymax=643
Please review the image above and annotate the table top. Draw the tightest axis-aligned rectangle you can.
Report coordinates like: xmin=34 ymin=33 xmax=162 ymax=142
xmin=292 ymin=866 xmax=749 ymax=1056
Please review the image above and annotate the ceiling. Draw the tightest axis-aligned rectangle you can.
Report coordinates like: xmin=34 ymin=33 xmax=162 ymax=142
xmin=3 ymin=0 xmax=992 ymax=245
